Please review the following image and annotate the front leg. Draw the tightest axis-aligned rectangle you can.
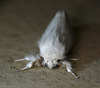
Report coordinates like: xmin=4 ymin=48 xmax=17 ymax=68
xmin=19 ymin=60 xmax=37 ymax=71
xmin=15 ymin=55 xmax=42 ymax=71
xmin=61 ymin=60 xmax=79 ymax=78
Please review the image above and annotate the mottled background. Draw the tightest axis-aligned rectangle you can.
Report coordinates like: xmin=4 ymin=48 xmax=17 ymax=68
xmin=0 ymin=0 xmax=100 ymax=88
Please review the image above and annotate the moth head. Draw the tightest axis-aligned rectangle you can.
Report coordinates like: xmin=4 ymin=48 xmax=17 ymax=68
xmin=42 ymin=59 xmax=59 ymax=69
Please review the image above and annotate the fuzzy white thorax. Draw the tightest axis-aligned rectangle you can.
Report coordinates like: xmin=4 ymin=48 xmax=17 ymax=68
xmin=39 ymin=37 xmax=65 ymax=61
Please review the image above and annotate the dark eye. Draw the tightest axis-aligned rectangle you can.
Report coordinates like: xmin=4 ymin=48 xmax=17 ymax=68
xmin=47 ymin=60 xmax=49 ymax=62
xmin=57 ymin=59 xmax=61 ymax=63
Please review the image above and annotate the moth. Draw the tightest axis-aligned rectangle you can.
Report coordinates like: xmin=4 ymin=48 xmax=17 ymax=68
xmin=15 ymin=11 xmax=79 ymax=78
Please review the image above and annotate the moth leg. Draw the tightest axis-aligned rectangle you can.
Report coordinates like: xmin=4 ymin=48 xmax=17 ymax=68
xmin=15 ymin=59 xmax=27 ymax=61
xmin=15 ymin=55 xmax=43 ymax=71
xmin=69 ymin=58 xmax=79 ymax=61
xmin=62 ymin=60 xmax=79 ymax=78
xmin=19 ymin=60 xmax=37 ymax=71
xmin=20 ymin=59 xmax=43 ymax=70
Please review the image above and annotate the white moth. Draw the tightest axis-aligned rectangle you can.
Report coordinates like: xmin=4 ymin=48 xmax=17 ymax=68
xmin=15 ymin=11 xmax=79 ymax=78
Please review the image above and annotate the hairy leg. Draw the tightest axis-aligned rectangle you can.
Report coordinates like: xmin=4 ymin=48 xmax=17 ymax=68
xmin=15 ymin=55 xmax=42 ymax=71
xmin=62 ymin=60 xmax=79 ymax=78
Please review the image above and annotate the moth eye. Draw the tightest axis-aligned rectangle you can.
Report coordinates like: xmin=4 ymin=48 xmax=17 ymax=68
xmin=57 ymin=59 xmax=60 ymax=63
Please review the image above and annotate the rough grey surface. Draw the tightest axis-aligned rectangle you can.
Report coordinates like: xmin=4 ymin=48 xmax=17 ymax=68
xmin=0 ymin=0 xmax=100 ymax=88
